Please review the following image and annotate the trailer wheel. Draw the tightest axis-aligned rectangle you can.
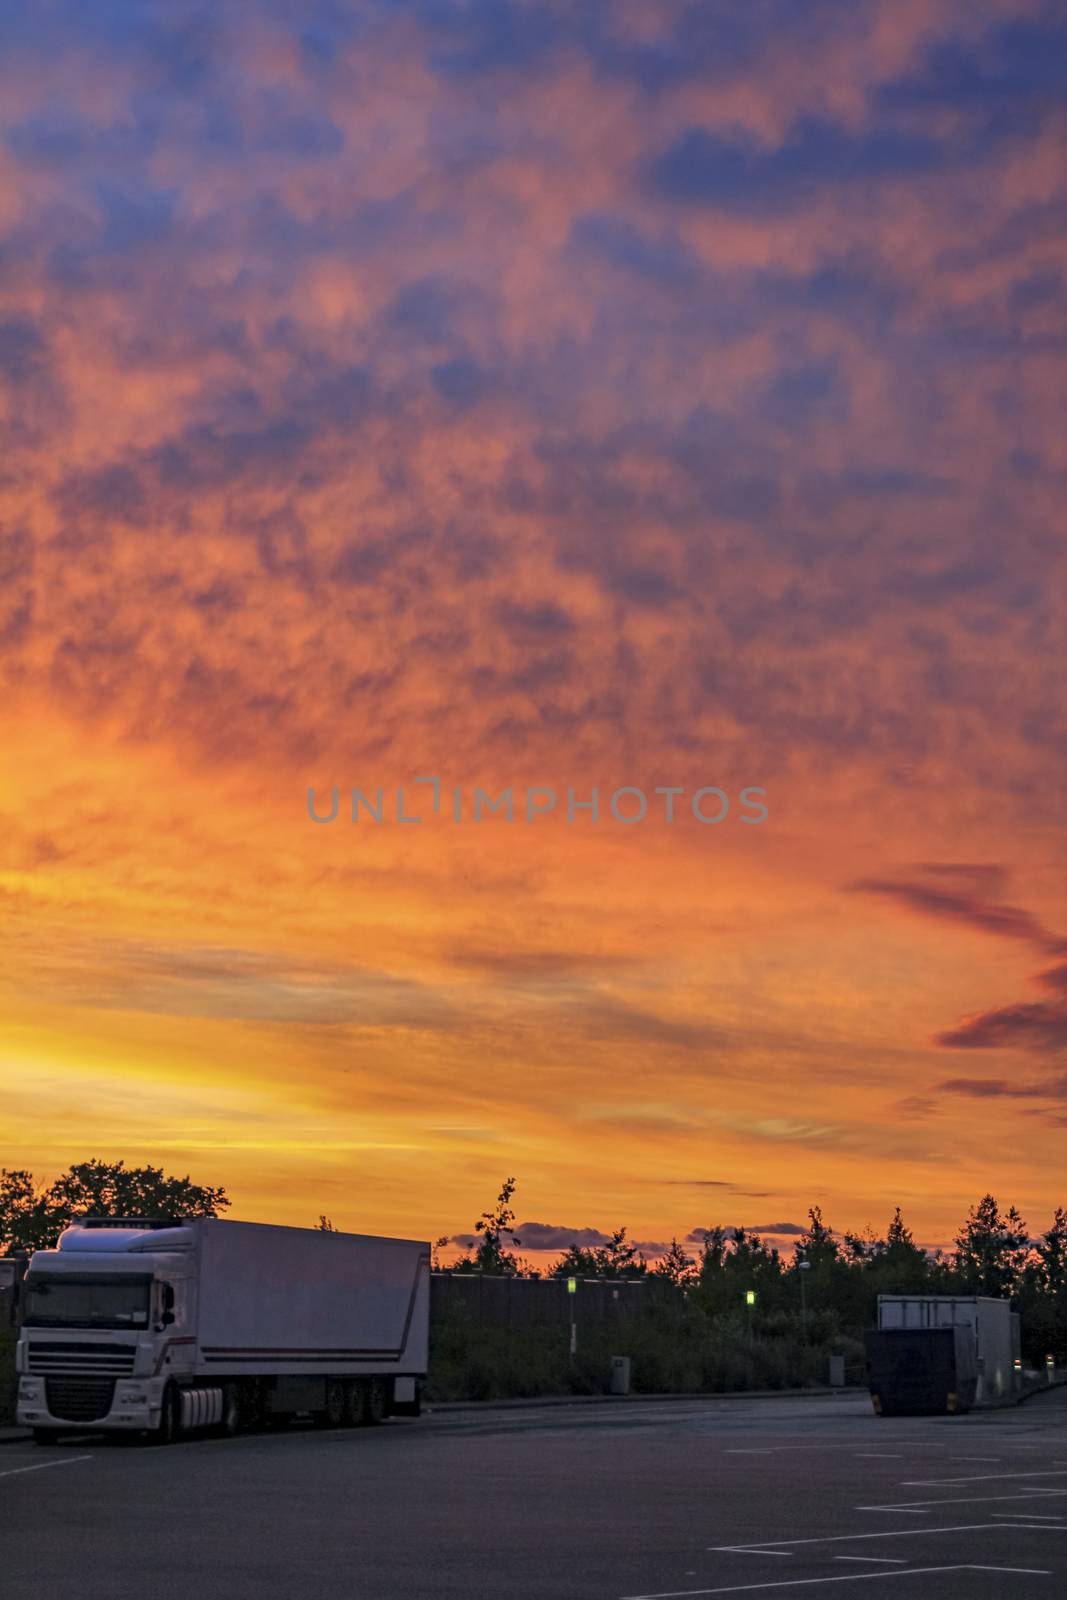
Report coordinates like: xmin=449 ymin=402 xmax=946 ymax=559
xmin=316 ymin=1380 xmax=345 ymax=1428
xmin=343 ymin=1380 xmax=366 ymax=1427
xmin=366 ymin=1378 xmax=387 ymax=1425
xmin=241 ymin=1379 xmax=267 ymax=1432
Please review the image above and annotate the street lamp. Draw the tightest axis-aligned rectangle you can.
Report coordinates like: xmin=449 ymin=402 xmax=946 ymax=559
xmin=567 ymin=1276 xmax=578 ymax=1360
xmin=797 ymin=1257 xmax=811 ymax=1320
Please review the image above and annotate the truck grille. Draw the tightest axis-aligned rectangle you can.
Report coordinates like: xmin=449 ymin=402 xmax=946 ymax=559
xmin=28 ymin=1342 xmax=137 ymax=1377
xmin=45 ymin=1378 xmax=116 ymax=1422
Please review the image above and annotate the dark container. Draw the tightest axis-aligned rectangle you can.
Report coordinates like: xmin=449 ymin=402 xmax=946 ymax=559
xmin=864 ymin=1325 xmax=978 ymax=1416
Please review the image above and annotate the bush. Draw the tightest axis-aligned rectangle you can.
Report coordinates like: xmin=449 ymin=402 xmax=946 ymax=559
xmin=425 ymin=1305 xmax=858 ymax=1402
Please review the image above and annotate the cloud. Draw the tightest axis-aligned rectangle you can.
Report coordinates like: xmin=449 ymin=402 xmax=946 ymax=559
xmin=511 ymin=1222 xmax=611 ymax=1252
xmin=855 ymin=867 xmax=1067 ymax=1059
xmin=1 ymin=936 xmax=455 ymax=1030
xmin=651 ymin=119 xmax=944 ymax=214
xmin=684 ymin=1221 xmax=805 ymax=1243
xmin=0 ymin=0 xmax=1064 ymax=1243
xmin=649 ymin=1179 xmax=735 ymax=1188
xmin=935 ymin=1002 xmax=1067 ymax=1053
xmin=851 ymin=873 xmax=1067 ymax=953
xmin=447 ymin=1221 xmax=675 ymax=1256
xmin=892 ymin=1096 xmax=938 ymax=1119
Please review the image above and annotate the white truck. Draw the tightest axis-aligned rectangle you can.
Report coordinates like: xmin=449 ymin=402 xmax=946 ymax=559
xmin=16 ymin=1216 xmax=430 ymax=1444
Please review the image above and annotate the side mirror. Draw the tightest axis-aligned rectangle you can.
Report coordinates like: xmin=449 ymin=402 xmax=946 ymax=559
xmin=157 ymin=1283 xmax=176 ymax=1328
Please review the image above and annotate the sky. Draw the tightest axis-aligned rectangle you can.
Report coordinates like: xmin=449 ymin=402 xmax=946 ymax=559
xmin=0 ymin=0 xmax=1065 ymax=1260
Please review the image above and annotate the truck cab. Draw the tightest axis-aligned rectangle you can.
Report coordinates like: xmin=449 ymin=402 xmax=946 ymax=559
xmin=16 ymin=1218 xmax=197 ymax=1441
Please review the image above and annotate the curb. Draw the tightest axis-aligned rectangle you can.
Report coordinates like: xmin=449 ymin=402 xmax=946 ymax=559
xmin=0 ymin=1426 xmax=30 ymax=1443
xmin=425 ymin=1386 xmax=862 ymax=1414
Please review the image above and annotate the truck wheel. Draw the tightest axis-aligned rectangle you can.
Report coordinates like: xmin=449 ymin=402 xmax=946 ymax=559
xmin=32 ymin=1428 xmax=63 ymax=1446
xmin=343 ymin=1381 xmax=366 ymax=1427
xmin=366 ymin=1379 xmax=387 ymax=1425
xmin=242 ymin=1380 xmax=267 ymax=1432
xmin=218 ymin=1384 xmax=242 ymax=1438
xmin=152 ymin=1384 xmax=180 ymax=1446
xmin=316 ymin=1380 xmax=345 ymax=1429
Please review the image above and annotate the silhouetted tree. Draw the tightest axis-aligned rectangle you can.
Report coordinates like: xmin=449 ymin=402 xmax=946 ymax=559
xmin=1017 ymin=1207 xmax=1067 ymax=1364
xmin=550 ymin=1227 xmax=646 ymax=1278
xmin=1 ymin=1160 xmax=230 ymax=1254
xmin=466 ymin=1177 xmax=524 ymax=1276
xmin=651 ymin=1238 xmax=696 ymax=1286
xmin=953 ymin=1194 xmax=1029 ymax=1298
xmin=691 ymin=1226 xmax=785 ymax=1317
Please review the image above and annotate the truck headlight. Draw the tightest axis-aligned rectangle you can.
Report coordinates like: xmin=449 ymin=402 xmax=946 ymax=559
xmin=117 ymin=1387 xmax=148 ymax=1403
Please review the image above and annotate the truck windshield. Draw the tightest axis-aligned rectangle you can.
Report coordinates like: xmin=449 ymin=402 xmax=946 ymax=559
xmin=23 ymin=1274 xmax=152 ymax=1329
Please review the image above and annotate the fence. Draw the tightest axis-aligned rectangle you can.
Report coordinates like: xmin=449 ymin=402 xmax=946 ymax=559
xmin=431 ymin=1272 xmax=665 ymax=1328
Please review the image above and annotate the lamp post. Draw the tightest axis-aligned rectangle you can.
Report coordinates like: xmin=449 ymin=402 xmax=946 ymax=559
xmin=797 ymin=1258 xmax=811 ymax=1320
xmin=567 ymin=1276 xmax=577 ymax=1360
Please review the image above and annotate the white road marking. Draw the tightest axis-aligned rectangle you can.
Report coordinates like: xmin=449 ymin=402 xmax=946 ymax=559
xmin=853 ymin=1508 xmax=928 ymax=1515
xmin=710 ymin=1522 xmax=1030 ymax=1552
xmin=0 ymin=1455 xmax=93 ymax=1480
xmin=901 ymin=1469 xmax=1067 ymax=1486
xmin=854 ymin=1454 xmax=901 ymax=1459
xmin=726 ymin=1450 xmax=775 ymax=1455
xmin=967 ymin=1568 xmax=1052 ymax=1576
xmin=622 ymin=1567 xmax=1049 ymax=1599
xmin=990 ymin=1513 xmax=1064 ymax=1522
xmin=857 ymin=1490 xmax=1067 ymax=1511
xmin=834 ymin=1558 xmax=906 ymax=1564
xmin=949 ymin=1456 xmax=1000 ymax=1462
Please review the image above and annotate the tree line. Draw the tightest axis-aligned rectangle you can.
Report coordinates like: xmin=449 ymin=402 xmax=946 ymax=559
xmin=437 ymin=1178 xmax=1067 ymax=1363
xmin=3 ymin=1161 xmax=1064 ymax=1361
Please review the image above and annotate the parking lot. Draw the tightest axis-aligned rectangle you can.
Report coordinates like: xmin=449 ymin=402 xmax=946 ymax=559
xmin=2 ymin=1388 xmax=1064 ymax=1598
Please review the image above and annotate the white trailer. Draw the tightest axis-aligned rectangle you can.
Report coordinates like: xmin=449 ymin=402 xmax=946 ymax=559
xmin=877 ymin=1295 xmax=1018 ymax=1405
xmin=16 ymin=1217 xmax=430 ymax=1443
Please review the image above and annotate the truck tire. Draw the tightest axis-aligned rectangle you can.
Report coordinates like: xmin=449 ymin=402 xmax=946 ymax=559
xmin=316 ymin=1380 xmax=345 ymax=1429
xmin=151 ymin=1384 xmax=180 ymax=1446
xmin=365 ymin=1378 xmax=387 ymax=1425
xmin=343 ymin=1380 xmax=367 ymax=1427
xmin=218 ymin=1384 xmax=242 ymax=1438
xmin=32 ymin=1428 xmax=63 ymax=1446
xmin=242 ymin=1379 xmax=267 ymax=1432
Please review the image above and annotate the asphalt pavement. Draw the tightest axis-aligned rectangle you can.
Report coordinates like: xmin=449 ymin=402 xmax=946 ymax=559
xmin=1 ymin=1387 xmax=1064 ymax=1598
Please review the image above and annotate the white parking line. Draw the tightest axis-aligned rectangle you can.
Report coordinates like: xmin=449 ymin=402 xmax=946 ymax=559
xmin=710 ymin=1522 xmax=1030 ymax=1552
xmin=834 ymin=1558 xmax=906 ymax=1564
xmin=990 ymin=1513 xmax=1064 ymax=1522
xmin=0 ymin=1455 xmax=93 ymax=1480
xmin=854 ymin=1454 xmax=901 ymax=1459
xmin=622 ymin=1567 xmax=1050 ymax=1599
xmin=857 ymin=1490 xmax=1067 ymax=1511
xmin=901 ymin=1469 xmax=1067 ymax=1486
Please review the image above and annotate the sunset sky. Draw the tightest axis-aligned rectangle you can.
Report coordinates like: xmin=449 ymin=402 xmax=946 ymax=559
xmin=1 ymin=0 xmax=1064 ymax=1259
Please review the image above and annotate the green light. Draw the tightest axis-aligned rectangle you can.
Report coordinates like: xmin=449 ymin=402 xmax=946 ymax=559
xmin=567 ymin=1277 xmax=577 ymax=1295
xmin=745 ymin=1289 xmax=756 ymax=1306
